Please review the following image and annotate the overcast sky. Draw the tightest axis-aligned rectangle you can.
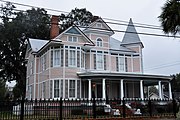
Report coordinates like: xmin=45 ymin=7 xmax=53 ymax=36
xmin=4 ymin=0 xmax=180 ymax=75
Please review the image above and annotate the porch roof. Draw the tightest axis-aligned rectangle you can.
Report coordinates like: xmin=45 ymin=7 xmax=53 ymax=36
xmin=77 ymin=71 xmax=172 ymax=81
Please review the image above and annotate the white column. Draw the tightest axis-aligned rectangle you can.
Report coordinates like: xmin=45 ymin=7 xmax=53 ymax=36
xmin=121 ymin=79 xmax=124 ymax=99
xmin=169 ymin=82 xmax=172 ymax=99
xmin=158 ymin=81 xmax=162 ymax=99
xmin=140 ymin=80 xmax=144 ymax=100
xmin=102 ymin=78 xmax=106 ymax=99
xmin=88 ymin=79 xmax=92 ymax=100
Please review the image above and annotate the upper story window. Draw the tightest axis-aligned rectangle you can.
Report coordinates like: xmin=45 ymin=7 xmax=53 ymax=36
xmin=119 ymin=57 xmax=125 ymax=72
xmin=30 ymin=61 xmax=33 ymax=74
xmin=117 ymin=57 xmax=127 ymax=72
xmin=96 ymin=38 xmax=103 ymax=47
xmin=69 ymin=50 xmax=76 ymax=67
xmin=96 ymin=53 xmax=103 ymax=70
xmin=42 ymin=54 xmax=46 ymax=71
xmin=68 ymin=36 xmax=78 ymax=42
xmin=54 ymin=49 xmax=60 ymax=66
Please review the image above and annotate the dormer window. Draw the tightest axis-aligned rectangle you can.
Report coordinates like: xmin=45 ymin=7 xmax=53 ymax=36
xmin=68 ymin=36 xmax=77 ymax=42
xmin=96 ymin=38 xmax=103 ymax=47
xmin=96 ymin=23 xmax=102 ymax=28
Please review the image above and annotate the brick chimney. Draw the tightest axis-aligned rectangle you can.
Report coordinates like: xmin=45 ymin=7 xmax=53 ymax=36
xmin=50 ymin=15 xmax=59 ymax=39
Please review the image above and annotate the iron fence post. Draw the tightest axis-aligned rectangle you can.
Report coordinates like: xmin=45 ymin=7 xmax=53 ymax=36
xmin=92 ymin=91 xmax=96 ymax=119
xmin=172 ymin=93 xmax=177 ymax=118
xmin=60 ymin=97 xmax=63 ymax=120
xmin=148 ymin=98 xmax=152 ymax=117
xmin=20 ymin=98 xmax=24 ymax=120
xmin=122 ymin=97 xmax=125 ymax=118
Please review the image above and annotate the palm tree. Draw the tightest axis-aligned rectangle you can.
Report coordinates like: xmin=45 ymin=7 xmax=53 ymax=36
xmin=159 ymin=0 xmax=180 ymax=35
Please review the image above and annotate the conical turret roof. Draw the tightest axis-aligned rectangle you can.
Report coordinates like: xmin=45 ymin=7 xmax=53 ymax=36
xmin=121 ymin=18 xmax=141 ymax=45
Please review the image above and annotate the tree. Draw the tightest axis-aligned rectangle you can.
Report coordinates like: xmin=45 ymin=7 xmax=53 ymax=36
xmin=163 ymin=73 xmax=180 ymax=92
xmin=0 ymin=78 xmax=6 ymax=101
xmin=159 ymin=0 xmax=180 ymax=35
xmin=149 ymin=86 xmax=158 ymax=95
xmin=170 ymin=73 xmax=180 ymax=92
xmin=0 ymin=2 xmax=50 ymax=99
xmin=59 ymin=8 xmax=94 ymax=32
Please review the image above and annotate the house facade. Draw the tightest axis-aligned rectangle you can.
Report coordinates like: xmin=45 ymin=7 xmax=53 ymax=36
xmin=26 ymin=16 xmax=173 ymax=100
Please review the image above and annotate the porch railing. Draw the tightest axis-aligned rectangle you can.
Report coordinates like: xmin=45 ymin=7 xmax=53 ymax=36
xmin=0 ymin=97 xmax=178 ymax=120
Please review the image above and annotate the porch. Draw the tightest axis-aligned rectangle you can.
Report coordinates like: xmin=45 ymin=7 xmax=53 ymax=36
xmin=77 ymin=71 xmax=173 ymax=100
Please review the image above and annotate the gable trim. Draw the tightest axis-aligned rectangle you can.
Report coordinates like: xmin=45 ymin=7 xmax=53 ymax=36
xmin=54 ymin=25 xmax=95 ymax=46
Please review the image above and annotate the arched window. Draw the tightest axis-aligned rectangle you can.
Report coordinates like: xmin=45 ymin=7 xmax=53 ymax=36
xmin=96 ymin=38 xmax=103 ymax=47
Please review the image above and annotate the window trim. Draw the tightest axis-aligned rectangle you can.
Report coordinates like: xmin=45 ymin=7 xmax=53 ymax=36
xmin=41 ymin=54 xmax=46 ymax=71
xmin=42 ymin=82 xmax=46 ymax=98
xmin=118 ymin=56 xmax=127 ymax=72
xmin=68 ymin=36 xmax=78 ymax=42
xmin=96 ymin=53 xmax=104 ymax=70
xmin=96 ymin=38 xmax=103 ymax=47
xmin=53 ymin=49 xmax=61 ymax=67
xmin=68 ymin=49 xmax=77 ymax=67
xmin=30 ymin=61 xmax=33 ymax=74
xmin=68 ymin=80 xmax=76 ymax=98
xmin=96 ymin=23 xmax=102 ymax=28
xmin=54 ymin=80 xmax=60 ymax=98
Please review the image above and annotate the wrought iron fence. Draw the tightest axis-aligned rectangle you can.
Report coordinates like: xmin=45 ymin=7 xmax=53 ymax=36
xmin=0 ymin=98 xmax=178 ymax=120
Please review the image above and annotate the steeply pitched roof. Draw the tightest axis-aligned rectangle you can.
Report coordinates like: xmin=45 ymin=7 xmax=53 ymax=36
xmin=109 ymin=37 xmax=135 ymax=52
xmin=54 ymin=25 xmax=95 ymax=46
xmin=29 ymin=38 xmax=49 ymax=52
xmin=83 ymin=17 xmax=114 ymax=36
xmin=121 ymin=18 xmax=141 ymax=45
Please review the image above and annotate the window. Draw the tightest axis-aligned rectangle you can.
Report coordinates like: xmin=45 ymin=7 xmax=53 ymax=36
xmin=81 ymin=51 xmax=85 ymax=68
xmin=50 ymin=80 xmax=53 ymax=99
xmin=28 ymin=85 xmax=32 ymax=99
xmin=42 ymin=54 xmax=46 ymax=71
xmin=54 ymin=49 xmax=60 ymax=66
xmin=68 ymin=36 xmax=77 ymax=42
xmin=119 ymin=57 xmax=125 ymax=72
xmin=96 ymin=54 xmax=103 ymax=70
xmin=96 ymin=38 xmax=103 ymax=47
xmin=96 ymin=23 xmax=102 ymax=28
xmin=69 ymin=50 xmax=76 ymax=67
xmin=42 ymin=82 xmax=46 ymax=98
xmin=54 ymin=80 xmax=60 ymax=98
xmin=69 ymin=80 xmax=76 ymax=98
xmin=30 ymin=61 xmax=33 ymax=74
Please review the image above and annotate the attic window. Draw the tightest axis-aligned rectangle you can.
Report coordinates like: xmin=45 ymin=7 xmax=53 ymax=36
xmin=96 ymin=23 xmax=102 ymax=28
xmin=68 ymin=36 xmax=77 ymax=42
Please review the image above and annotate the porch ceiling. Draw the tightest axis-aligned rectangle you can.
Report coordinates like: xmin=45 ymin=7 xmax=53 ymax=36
xmin=77 ymin=71 xmax=172 ymax=81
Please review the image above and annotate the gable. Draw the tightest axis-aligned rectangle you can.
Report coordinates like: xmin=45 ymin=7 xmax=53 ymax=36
xmin=65 ymin=27 xmax=81 ymax=35
xmin=54 ymin=26 xmax=94 ymax=46
xmin=83 ymin=18 xmax=114 ymax=36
